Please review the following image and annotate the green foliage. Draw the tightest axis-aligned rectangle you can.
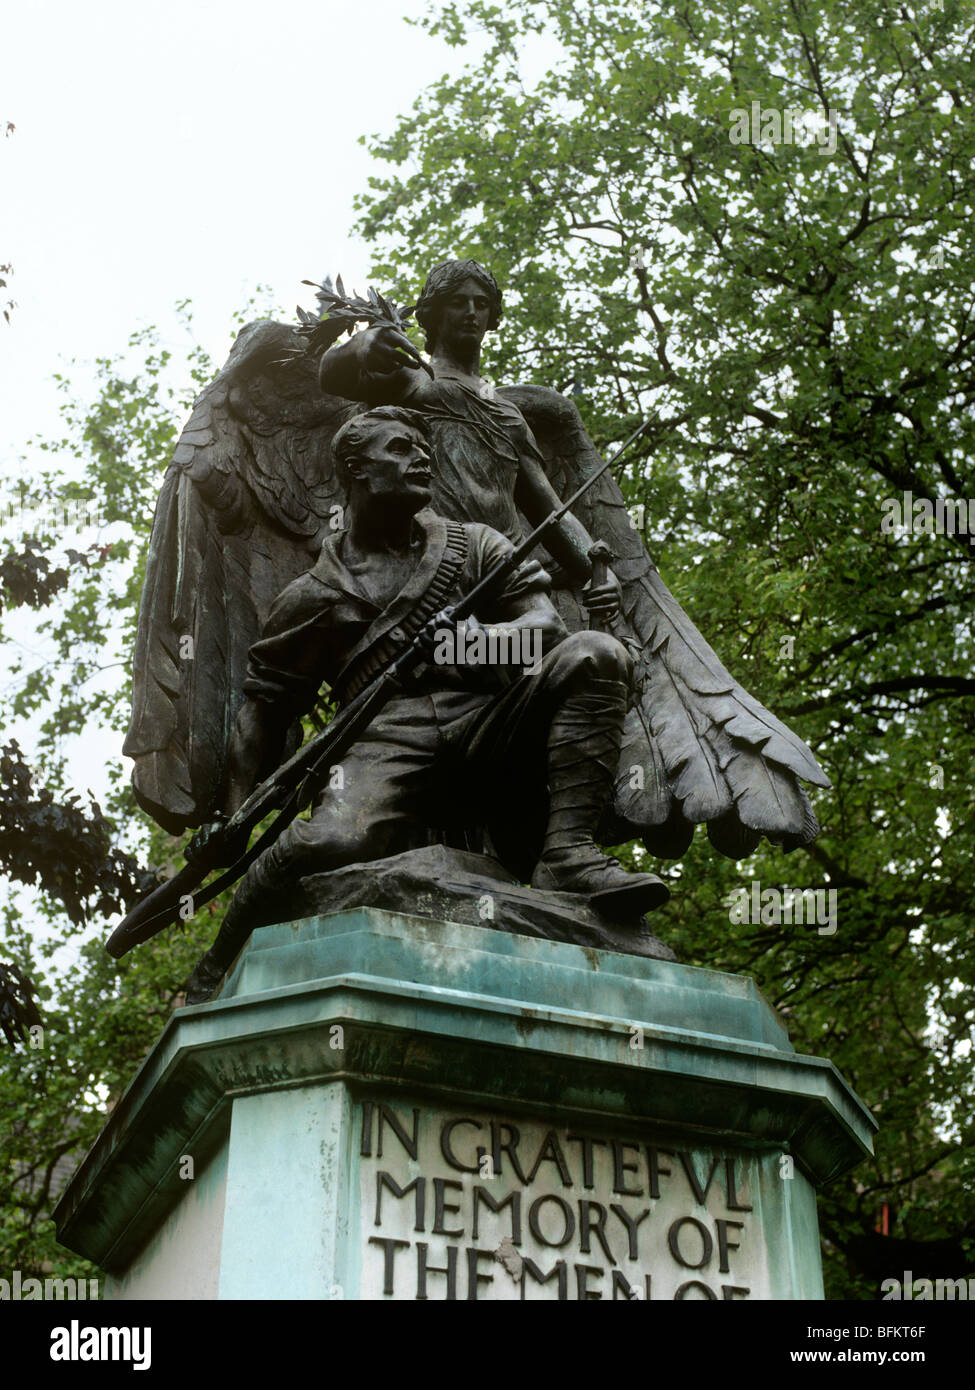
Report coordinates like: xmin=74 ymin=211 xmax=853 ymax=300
xmin=0 ymin=308 xmax=225 ymax=1276
xmin=0 ymin=539 xmax=87 ymax=614
xmin=355 ymin=0 xmax=975 ymax=1295
xmin=0 ymin=740 xmax=153 ymax=925
xmin=0 ymin=896 xmax=215 ymax=1277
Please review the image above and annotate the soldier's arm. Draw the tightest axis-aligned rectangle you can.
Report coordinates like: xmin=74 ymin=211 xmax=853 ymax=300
xmin=222 ymin=573 xmax=337 ymax=816
xmin=479 ymin=586 xmax=566 ymax=649
xmin=468 ymin=526 xmax=567 ymax=652
xmin=222 ymin=701 xmax=289 ymax=818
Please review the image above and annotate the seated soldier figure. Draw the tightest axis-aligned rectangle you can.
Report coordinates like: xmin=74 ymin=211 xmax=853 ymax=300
xmin=186 ymin=405 xmax=666 ymax=1001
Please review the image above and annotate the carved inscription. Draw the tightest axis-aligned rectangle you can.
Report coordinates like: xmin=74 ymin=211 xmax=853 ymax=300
xmin=358 ymin=1100 xmax=769 ymax=1300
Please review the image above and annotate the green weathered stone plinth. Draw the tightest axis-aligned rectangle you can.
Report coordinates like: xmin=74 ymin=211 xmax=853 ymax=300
xmin=54 ymin=910 xmax=875 ymax=1300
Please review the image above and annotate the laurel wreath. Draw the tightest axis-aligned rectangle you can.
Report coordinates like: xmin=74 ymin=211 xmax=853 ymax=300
xmin=293 ymin=275 xmax=427 ymax=366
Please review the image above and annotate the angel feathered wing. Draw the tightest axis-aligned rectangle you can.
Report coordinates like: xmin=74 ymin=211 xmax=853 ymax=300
xmin=124 ymin=320 xmax=356 ymax=834
xmin=501 ymin=384 xmax=830 ymax=860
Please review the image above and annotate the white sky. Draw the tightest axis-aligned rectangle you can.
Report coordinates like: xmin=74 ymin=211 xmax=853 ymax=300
xmin=0 ymin=0 xmax=462 ymax=458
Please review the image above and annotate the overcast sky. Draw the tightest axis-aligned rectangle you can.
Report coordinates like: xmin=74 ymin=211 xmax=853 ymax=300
xmin=1 ymin=0 xmax=464 ymax=459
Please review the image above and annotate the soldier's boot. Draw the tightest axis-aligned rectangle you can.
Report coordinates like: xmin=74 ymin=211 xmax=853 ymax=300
xmin=184 ymin=950 xmax=227 ymax=1005
xmin=531 ymin=680 xmax=669 ymax=916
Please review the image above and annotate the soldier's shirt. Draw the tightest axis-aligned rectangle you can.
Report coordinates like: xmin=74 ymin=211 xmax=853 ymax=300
xmin=242 ymin=508 xmax=561 ymax=723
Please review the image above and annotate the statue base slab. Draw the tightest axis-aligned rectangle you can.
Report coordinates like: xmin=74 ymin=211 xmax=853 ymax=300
xmin=54 ymin=908 xmax=875 ymax=1300
xmin=290 ymin=844 xmax=676 ymax=960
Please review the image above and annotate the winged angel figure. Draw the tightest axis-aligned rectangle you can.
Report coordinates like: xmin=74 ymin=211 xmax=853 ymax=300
xmin=125 ymin=259 xmax=828 ymax=963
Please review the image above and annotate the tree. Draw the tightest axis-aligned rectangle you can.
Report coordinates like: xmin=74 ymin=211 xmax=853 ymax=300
xmin=3 ymin=0 xmax=974 ymax=1291
xmin=353 ymin=0 xmax=975 ymax=1295
xmin=0 ymin=315 xmax=221 ymax=1275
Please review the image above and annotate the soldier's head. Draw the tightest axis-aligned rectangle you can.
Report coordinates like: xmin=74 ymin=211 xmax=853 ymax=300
xmin=333 ymin=406 xmax=433 ymax=519
xmin=414 ymin=259 xmax=502 ymax=354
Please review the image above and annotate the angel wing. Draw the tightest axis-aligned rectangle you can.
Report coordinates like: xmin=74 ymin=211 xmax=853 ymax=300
xmin=124 ymin=320 xmax=357 ymax=834
xmin=500 ymin=384 xmax=830 ymax=860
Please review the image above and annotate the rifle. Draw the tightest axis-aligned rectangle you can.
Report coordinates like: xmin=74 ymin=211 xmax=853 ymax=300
xmin=107 ymin=416 xmax=650 ymax=959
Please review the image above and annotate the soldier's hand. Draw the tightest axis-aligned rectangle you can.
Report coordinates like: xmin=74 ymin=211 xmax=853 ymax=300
xmin=185 ymin=819 xmax=222 ymax=867
xmin=415 ymin=607 xmax=479 ymax=662
xmin=184 ymin=815 xmax=248 ymax=869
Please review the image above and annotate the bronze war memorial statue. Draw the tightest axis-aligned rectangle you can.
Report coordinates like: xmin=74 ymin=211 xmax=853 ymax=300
xmin=114 ymin=258 xmax=829 ymax=999
xmin=56 ymin=260 xmax=875 ymax=1304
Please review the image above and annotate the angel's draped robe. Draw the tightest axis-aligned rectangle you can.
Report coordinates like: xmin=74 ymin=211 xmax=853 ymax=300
xmin=394 ymin=374 xmax=542 ymax=545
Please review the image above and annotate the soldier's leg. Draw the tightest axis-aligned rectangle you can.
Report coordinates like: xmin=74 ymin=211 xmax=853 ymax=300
xmin=456 ymin=630 xmax=668 ymax=915
xmin=187 ymin=707 xmax=439 ymax=1000
xmin=530 ymin=633 xmax=668 ymax=912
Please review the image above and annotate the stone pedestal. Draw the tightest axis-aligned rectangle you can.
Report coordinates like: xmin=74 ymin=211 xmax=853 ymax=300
xmin=54 ymin=909 xmax=875 ymax=1300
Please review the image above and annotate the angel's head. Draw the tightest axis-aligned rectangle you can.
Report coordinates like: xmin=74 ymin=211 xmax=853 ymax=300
xmin=414 ymin=259 xmax=502 ymax=354
xmin=333 ymin=406 xmax=433 ymax=516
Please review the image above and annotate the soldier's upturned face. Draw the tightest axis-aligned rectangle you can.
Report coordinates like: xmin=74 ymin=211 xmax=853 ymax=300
xmin=435 ymin=276 xmax=493 ymax=354
xmin=352 ymin=421 xmax=433 ymax=510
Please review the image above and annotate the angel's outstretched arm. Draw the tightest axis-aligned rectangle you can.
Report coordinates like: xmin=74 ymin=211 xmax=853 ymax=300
xmin=319 ymin=326 xmax=429 ymax=405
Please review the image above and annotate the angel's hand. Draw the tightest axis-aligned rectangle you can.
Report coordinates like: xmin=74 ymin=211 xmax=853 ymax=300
xmin=361 ymin=325 xmax=427 ymax=377
xmin=582 ymin=566 xmax=622 ymax=625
